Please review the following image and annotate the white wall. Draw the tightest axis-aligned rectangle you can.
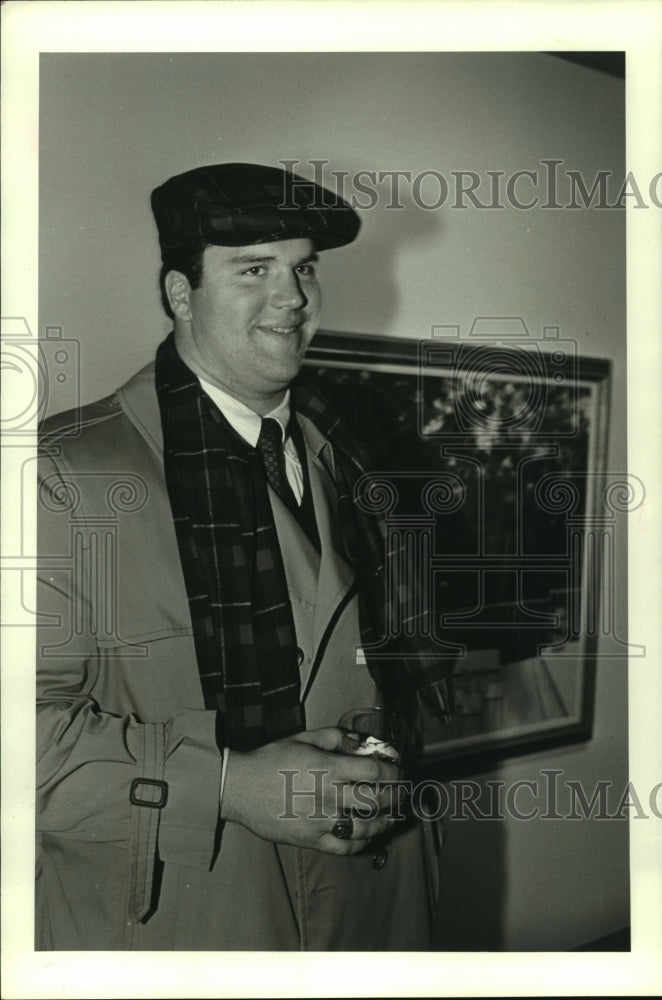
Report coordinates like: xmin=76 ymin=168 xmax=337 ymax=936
xmin=39 ymin=51 xmax=628 ymax=950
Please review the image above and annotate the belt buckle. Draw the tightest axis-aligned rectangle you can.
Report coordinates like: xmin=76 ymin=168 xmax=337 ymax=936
xmin=130 ymin=777 xmax=169 ymax=809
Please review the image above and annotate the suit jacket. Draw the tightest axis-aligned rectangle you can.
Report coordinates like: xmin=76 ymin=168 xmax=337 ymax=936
xmin=35 ymin=360 xmax=442 ymax=950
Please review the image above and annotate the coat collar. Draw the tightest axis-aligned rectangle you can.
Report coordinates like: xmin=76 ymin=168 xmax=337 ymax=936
xmin=116 ymin=357 xmax=332 ymax=464
xmin=116 ymin=360 xmax=163 ymax=455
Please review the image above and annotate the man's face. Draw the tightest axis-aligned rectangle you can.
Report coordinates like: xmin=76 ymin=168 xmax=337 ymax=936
xmin=173 ymin=237 xmax=321 ymax=412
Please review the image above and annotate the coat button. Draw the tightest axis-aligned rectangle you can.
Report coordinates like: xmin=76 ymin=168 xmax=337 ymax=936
xmin=372 ymin=847 xmax=388 ymax=871
xmin=297 ymin=646 xmax=305 ymax=666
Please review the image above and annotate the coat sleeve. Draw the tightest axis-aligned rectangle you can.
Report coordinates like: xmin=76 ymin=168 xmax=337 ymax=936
xmin=36 ymin=447 xmax=223 ymax=886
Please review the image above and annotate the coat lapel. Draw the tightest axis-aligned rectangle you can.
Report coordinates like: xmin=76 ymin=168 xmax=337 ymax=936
xmin=116 ymin=364 xmax=358 ymax=705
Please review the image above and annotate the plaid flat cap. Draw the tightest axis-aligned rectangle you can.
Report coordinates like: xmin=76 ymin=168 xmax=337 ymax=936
xmin=151 ymin=162 xmax=361 ymax=255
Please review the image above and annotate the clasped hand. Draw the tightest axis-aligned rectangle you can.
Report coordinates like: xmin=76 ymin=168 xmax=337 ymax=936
xmin=221 ymin=727 xmax=402 ymax=854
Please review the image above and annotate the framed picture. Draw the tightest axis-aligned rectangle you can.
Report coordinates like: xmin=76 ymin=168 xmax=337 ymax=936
xmin=303 ymin=323 xmax=612 ymax=776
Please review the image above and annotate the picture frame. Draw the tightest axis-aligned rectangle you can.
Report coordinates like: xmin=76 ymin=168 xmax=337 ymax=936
xmin=303 ymin=323 xmax=612 ymax=777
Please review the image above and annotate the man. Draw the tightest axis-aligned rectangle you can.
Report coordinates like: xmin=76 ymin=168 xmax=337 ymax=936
xmin=36 ymin=163 xmax=452 ymax=950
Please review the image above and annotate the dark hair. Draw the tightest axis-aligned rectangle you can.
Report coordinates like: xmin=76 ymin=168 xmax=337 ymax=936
xmin=158 ymin=241 xmax=208 ymax=319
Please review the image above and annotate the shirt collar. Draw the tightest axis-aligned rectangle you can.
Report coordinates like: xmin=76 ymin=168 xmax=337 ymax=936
xmin=197 ymin=376 xmax=290 ymax=448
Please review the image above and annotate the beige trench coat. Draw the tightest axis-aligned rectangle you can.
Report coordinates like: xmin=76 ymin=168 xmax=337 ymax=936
xmin=36 ymin=361 xmax=441 ymax=950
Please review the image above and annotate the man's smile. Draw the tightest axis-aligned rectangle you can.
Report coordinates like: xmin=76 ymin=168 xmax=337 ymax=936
xmin=256 ymin=319 xmax=306 ymax=336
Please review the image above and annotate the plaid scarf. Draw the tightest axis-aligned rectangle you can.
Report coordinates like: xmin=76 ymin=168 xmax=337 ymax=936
xmin=291 ymin=377 xmax=454 ymax=751
xmin=156 ymin=334 xmax=452 ymax=754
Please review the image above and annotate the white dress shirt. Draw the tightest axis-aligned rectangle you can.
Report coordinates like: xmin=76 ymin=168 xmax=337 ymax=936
xmin=198 ymin=377 xmax=304 ymax=504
